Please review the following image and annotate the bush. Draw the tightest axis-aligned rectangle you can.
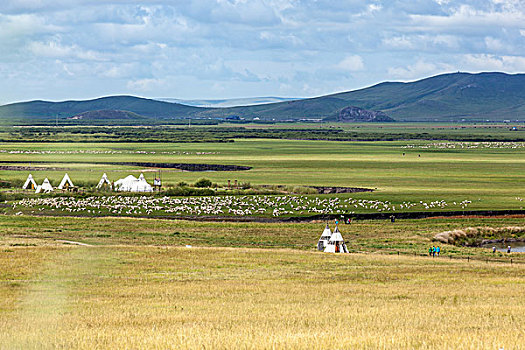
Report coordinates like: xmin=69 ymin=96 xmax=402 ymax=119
xmin=194 ymin=178 xmax=212 ymax=188
xmin=177 ymin=181 xmax=188 ymax=187
xmin=165 ymin=186 xmax=214 ymax=196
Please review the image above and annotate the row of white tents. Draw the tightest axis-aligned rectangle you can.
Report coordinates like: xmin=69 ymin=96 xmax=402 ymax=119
xmin=317 ymin=224 xmax=349 ymax=253
xmin=23 ymin=173 xmax=74 ymax=193
xmin=22 ymin=173 xmax=154 ymax=193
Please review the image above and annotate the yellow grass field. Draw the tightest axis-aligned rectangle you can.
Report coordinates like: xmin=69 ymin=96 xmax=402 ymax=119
xmin=1 ymin=243 xmax=524 ymax=349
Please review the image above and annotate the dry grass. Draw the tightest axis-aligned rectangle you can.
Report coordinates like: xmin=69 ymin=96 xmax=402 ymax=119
xmin=434 ymin=226 xmax=525 ymax=245
xmin=1 ymin=245 xmax=524 ymax=349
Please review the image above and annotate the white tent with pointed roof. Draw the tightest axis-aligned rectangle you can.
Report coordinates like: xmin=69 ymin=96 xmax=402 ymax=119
xmin=130 ymin=173 xmax=153 ymax=192
xmin=317 ymin=224 xmax=332 ymax=251
xmin=324 ymin=225 xmax=349 ymax=253
xmin=35 ymin=178 xmax=53 ymax=194
xmin=58 ymin=173 xmax=74 ymax=189
xmin=114 ymin=175 xmax=138 ymax=191
xmin=22 ymin=174 xmax=37 ymax=190
xmin=114 ymin=173 xmax=153 ymax=192
xmin=96 ymin=173 xmax=112 ymax=189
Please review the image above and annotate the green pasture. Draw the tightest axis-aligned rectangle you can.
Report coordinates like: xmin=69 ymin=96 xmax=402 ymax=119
xmin=1 ymin=139 xmax=524 ymax=212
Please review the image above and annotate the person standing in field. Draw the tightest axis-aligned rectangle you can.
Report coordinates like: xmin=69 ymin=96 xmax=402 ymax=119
xmin=436 ymin=246 xmax=440 ymax=256
xmin=429 ymin=247 xmax=432 ymax=256
xmin=507 ymin=246 xmax=511 ymax=253
xmin=432 ymin=246 xmax=436 ymax=257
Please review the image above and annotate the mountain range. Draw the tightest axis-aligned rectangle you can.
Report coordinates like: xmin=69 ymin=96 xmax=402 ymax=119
xmin=1 ymin=72 xmax=524 ymax=125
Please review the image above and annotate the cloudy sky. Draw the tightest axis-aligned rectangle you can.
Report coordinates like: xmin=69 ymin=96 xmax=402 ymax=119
xmin=1 ymin=0 xmax=525 ymax=104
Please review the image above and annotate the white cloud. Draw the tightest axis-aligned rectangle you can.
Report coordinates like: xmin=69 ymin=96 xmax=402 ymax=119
xmin=462 ymin=54 xmax=525 ymax=72
xmin=337 ymin=55 xmax=364 ymax=72
xmin=126 ymin=78 xmax=164 ymax=91
xmin=484 ymin=36 xmax=505 ymax=51
xmin=28 ymin=40 xmax=105 ymax=61
xmin=388 ymin=60 xmax=442 ymax=80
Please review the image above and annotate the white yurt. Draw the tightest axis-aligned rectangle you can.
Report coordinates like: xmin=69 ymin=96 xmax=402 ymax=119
xmin=96 ymin=173 xmax=112 ymax=189
xmin=324 ymin=225 xmax=349 ymax=253
xmin=317 ymin=224 xmax=332 ymax=251
xmin=35 ymin=178 xmax=54 ymax=194
xmin=131 ymin=173 xmax=153 ymax=192
xmin=114 ymin=174 xmax=153 ymax=192
xmin=114 ymin=175 xmax=138 ymax=191
xmin=58 ymin=173 xmax=74 ymax=190
xmin=22 ymin=174 xmax=37 ymax=190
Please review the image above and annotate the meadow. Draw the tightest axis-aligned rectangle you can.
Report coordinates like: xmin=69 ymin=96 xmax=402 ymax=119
xmin=1 ymin=215 xmax=525 ymax=349
xmin=1 ymin=133 xmax=525 ymax=348
xmin=1 ymin=138 xmax=524 ymax=214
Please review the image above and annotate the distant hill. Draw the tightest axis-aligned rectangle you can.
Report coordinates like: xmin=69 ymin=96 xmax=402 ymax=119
xmin=0 ymin=96 xmax=203 ymax=124
xmin=329 ymin=72 xmax=525 ymax=121
xmin=192 ymin=72 xmax=525 ymax=122
xmin=69 ymin=109 xmax=145 ymax=121
xmin=157 ymin=97 xmax=300 ymax=107
xmin=1 ymin=72 xmax=524 ymax=124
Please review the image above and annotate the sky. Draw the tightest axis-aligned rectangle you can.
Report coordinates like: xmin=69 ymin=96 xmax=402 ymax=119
xmin=1 ymin=0 xmax=525 ymax=104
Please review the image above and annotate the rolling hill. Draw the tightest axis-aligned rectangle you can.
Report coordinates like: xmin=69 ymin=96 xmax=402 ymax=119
xmin=1 ymin=72 xmax=524 ymax=124
xmin=191 ymin=72 xmax=525 ymax=122
xmin=0 ymin=96 xmax=203 ymax=124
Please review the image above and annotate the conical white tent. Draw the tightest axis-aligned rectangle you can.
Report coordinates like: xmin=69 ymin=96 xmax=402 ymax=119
xmin=317 ymin=224 xmax=332 ymax=251
xmin=324 ymin=225 xmax=349 ymax=253
xmin=58 ymin=173 xmax=74 ymax=189
xmin=114 ymin=175 xmax=138 ymax=191
xmin=22 ymin=174 xmax=37 ymax=190
xmin=131 ymin=173 xmax=153 ymax=192
xmin=35 ymin=178 xmax=54 ymax=194
xmin=96 ymin=173 xmax=112 ymax=189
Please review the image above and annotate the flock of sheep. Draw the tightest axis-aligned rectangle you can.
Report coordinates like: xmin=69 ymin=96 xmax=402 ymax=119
xmin=401 ymin=142 xmax=525 ymax=149
xmin=14 ymin=195 xmax=474 ymax=217
xmin=0 ymin=149 xmax=219 ymax=155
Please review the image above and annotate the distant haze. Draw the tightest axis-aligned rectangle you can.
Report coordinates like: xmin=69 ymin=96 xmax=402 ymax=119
xmin=157 ymin=97 xmax=301 ymax=108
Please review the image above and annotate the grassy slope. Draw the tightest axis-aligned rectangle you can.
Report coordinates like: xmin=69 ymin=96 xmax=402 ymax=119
xmin=0 ymin=96 xmax=203 ymax=122
xmin=331 ymin=72 xmax=525 ymax=121
xmin=2 ymin=215 xmax=525 ymax=259
xmin=1 ymin=242 xmax=524 ymax=348
xmin=2 ymin=73 xmax=525 ymax=123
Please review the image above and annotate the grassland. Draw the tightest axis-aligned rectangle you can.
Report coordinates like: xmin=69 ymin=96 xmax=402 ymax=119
xmin=1 ymin=214 xmax=525 ymax=349
xmin=2 ymin=215 xmax=525 ymax=260
xmin=1 ymin=123 xmax=523 ymax=142
xmin=1 ymin=138 xmax=524 ymax=214
xmin=1 ymin=132 xmax=525 ymax=348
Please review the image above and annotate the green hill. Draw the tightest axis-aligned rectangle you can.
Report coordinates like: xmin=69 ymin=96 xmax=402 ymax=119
xmin=1 ymin=72 xmax=524 ymax=124
xmin=0 ymin=96 xmax=203 ymax=124
xmin=331 ymin=72 xmax=525 ymax=121
xmin=197 ymin=72 xmax=525 ymax=122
